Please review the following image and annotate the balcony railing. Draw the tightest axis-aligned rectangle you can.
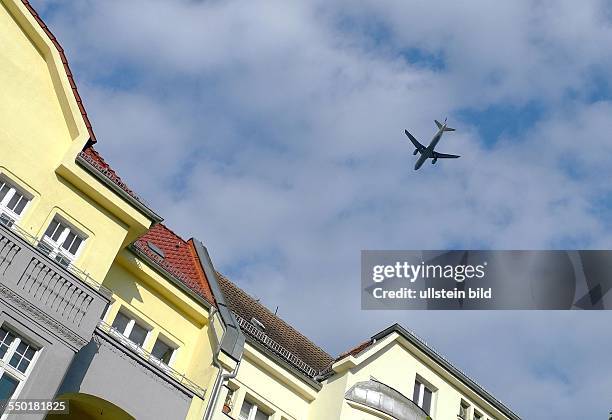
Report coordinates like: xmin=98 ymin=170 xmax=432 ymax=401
xmin=1 ymin=221 xmax=109 ymax=295
xmin=97 ymin=320 xmax=206 ymax=398
xmin=234 ymin=312 xmax=319 ymax=378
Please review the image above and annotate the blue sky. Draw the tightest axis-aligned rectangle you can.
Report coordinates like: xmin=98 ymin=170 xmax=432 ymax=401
xmin=31 ymin=0 xmax=612 ymax=418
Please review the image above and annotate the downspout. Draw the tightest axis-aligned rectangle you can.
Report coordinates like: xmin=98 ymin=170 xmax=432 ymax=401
xmin=193 ymin=241 xmax=245 ymax=420
xmin=203 ymin=306 xmax=241 ymax=420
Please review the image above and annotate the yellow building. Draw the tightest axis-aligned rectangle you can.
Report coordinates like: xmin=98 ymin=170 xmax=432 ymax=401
xmin=0 ymin=1 xmax=520 ymax=419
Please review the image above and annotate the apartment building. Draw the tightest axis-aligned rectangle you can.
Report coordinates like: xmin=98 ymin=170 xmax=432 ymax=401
xmin=0 ymin=1 xmax=520 ymax=419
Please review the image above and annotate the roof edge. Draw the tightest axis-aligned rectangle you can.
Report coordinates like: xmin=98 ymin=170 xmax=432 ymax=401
xmin=76 ymin=153 xmax=163 ymax=223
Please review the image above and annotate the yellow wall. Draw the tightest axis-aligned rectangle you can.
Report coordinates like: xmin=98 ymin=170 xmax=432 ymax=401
xmin=0 ymin=0 xmax=152 ymax=285
xmin=311 ymin=334 xmax=508 ymax=420
xmin=212 ymin=343 xmax=318 ymax=420
xmin=101 ymin=252 xmax=224 ymax=420
xmin=102 ymin=253 xmax=216 ymax=385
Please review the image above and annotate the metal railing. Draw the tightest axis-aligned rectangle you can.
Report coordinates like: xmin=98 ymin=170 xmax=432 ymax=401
xmin=234 ymin=313 xmax=319 ymax=378
xmin=0 ymin=220 xmax=109 ymax=295
xmin=97 ymin=320 xmax=206 ymax=398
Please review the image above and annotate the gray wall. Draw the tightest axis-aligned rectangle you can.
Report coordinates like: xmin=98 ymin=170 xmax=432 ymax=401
xmin=58 ymin=330 xmax=194 ymax=420
xmin=0 ymin=224 xmax=110 ymax=420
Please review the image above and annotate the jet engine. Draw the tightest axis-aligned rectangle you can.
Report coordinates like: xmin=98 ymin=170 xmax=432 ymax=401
xmin=413 ymin=149 xmax=419 ymax=155
xmin=432 ymin=157 xmax=437 ymax=164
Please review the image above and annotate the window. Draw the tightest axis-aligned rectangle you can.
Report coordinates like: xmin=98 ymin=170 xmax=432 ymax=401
xmin=239 ymin=399 xmax=269 ymax=420
xmin=473 ymin=410 xmax=483 ymax=420
xmin=0 ymin=178 xmax=30 ymax=227
xmin=151 ymin=337 xmax=175 ymax=366
xmin=39 ymin=217 xmax=86 ymax=267
xmin=111 ymin=311 xmax=150 ymax=347
xmin=459 ymin=400 xmax=470 ymax=419
xmin=0 ymin=327 xmax=38 ymax=401
xmin=413 ymin=378 xmax=435 ymax=416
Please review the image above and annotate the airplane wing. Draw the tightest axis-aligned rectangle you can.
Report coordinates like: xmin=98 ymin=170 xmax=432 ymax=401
xmin=404 ymin=129 xmax=425 ymax=150
xmin=433 ymin=151 xmax=460 ymax=159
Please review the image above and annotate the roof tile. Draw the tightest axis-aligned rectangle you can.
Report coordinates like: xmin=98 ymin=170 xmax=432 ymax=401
xmin=133 ymin=224 xmax=216 ymax=306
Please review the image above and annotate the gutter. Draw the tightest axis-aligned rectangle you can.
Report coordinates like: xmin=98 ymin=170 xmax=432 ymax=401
xmin=193 ymin=241 xmax=245 ymax=420
xmin=76 ymin=154 xmax=163 ymax=223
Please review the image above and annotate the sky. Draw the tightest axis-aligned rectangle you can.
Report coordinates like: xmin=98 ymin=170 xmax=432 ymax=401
xmin=30 ymin=0 xmax=612 ymax=418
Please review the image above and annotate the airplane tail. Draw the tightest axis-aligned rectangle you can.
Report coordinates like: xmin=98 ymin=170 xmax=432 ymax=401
xmin=435 ymin=119 xmax=455 ymax=132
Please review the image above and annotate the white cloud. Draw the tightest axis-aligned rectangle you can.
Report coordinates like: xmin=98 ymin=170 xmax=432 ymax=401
xmin=31 ymin=0 xmax=612 ymax=417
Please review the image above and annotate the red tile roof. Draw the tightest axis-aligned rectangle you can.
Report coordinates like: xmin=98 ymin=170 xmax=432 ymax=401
xmin=336 ymin=339 xmax=373 ymax=361
xmin=79 ymin=145 xmax=145 ymax=204
xmin=133 ymin=224 xmax=216 ymax=306
xmin=21 ymin=0 xmax=96 ymax=143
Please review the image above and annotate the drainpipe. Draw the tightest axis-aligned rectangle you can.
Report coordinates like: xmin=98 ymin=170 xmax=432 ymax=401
xmin=203 ymin=307 xmax=241 ymax=420
xmin=193 ymin=241 xmax=245 ymax=420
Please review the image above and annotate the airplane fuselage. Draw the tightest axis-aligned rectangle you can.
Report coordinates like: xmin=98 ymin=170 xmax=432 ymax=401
xmin=414 ymin=128 xmax=444 ymax=170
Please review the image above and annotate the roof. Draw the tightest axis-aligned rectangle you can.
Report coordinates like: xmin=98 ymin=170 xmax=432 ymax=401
xmin=78 ymin=144 xmax=148 ymax=206
xmin=21 ymin=0 xmax=96 ymax=143
xmin=132 ymin=224 xmax=216 ymax=306
xmin=217 ymin=274 xmax=333 ymax=375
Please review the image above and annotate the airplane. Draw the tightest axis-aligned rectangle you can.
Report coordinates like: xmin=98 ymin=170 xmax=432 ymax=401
xmin=404 ymin=119 xmax=460 ymax=170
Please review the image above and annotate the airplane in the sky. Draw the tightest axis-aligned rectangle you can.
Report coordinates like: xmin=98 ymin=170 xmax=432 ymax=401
xmin=404 ymin=119 xmax=460 ymax=170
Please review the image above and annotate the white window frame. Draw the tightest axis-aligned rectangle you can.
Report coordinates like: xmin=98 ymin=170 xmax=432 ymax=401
xmin=40 ymin=217 xmax=86 ymax=267
xmin=0 ymin=327 xmax=40 ymax=420
xmin=150 ymin=335 xmax=178 ymax=368
xmin=0 ymin=177 xmax=31 ymax=227
xmin=459 ymin=400 xmax=471 ymax=419
xmin=413 ymin=377 xmax=436 ymax=417
xmin=110 ymin=310 xmax=151 ymax=350
xmin=238 ymin=398 xmax=270 ymax=420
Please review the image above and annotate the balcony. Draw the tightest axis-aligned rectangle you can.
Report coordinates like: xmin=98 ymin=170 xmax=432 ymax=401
xmin=57 ymin=320 xmax=205 ymax=420
xmin=0 ymin=221 xmax=110 ymax=349
xmin=97 ymin=320 xmax=206 ymax=398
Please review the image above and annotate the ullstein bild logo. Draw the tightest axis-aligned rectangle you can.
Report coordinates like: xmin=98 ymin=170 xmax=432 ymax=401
xmin=361 ymin=250 xmax=612 ymax=310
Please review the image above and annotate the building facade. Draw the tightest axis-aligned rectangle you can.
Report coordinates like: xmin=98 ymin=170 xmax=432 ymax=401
xmin=0 ymin=1 xmax=520 ymax=419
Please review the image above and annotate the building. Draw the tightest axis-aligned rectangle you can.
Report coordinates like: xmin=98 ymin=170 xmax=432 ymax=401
xmin=0 ymin=1 xmax=520 ymax=419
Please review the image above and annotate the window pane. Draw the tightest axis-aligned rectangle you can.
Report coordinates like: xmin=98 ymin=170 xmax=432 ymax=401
xmin=422 ymin=387 xmax=432 ymax=415
xmin=9 ymin=340 xmax=36 ymax=373
xmin=51 ymin=223 xmax=64 ymax=242
xmin=44 ymin=220 xmax=59 ymax=238
xmin=412 ymin=381 xmax=420 ymax=403
xmin=128 ymin=323 xmax=148 ymax=347
xmin=151 ymin=339 xmax=174 ymax=364
xmin=239 ymin=400 xmax=253 ymax=420
xmin=0 ymin=374 xmax=19 ymax=400
xmin=0 ymin=184 xmax=10 ymax=203
xmin=6 ymin=192 xmax=22 ymax=212
xmin=254 ymin=410 xmax=269 ymax=420
xmin=13 ymin=196 xmax=27 ymax=215
xmin=68 ymin=236 xmax=83 ymax=255
xmin=0 ymin=329 xmax=15 ymax=360
xmin=61 ymin=231 xmax=76 ymax=251
xmin=111 ymin=312 xmax=130 ymax=334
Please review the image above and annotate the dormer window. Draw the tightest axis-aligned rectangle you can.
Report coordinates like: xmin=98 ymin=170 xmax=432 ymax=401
xmin=250 ymin=317 xmax=265 ymax=332
xmin=39 ymin=217 xmax=86 ymax=267
xmin=146 ymin=241 xmax=165 ymax=259
xmin=0 ymin=177 xmax=31 ymax=227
